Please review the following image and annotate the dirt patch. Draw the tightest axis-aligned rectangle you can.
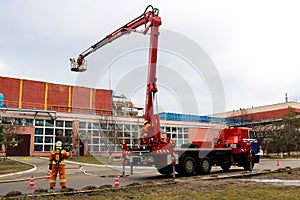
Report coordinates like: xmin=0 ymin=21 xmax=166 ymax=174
xmin=0 ymin=159 xmax=32 ymax=175
xmin=2 ymin=167 xmax=300 ymax=199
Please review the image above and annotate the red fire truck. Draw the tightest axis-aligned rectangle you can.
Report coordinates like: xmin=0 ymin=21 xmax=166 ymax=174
xmin=70 ymin=5 xmax=260 ymax=176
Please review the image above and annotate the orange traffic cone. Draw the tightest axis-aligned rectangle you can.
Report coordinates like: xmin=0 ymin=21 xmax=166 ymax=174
xmin=45 ymin=170 xmax=51 ymax=181
xmin=114 ymin=175 xmax=119 ymax=188
xmin=28 ymin=175 xmax=36 ymax=189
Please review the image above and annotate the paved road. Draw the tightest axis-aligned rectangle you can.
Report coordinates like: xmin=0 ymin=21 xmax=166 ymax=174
xmin=0 ymin=157 xmax=299 ymax=196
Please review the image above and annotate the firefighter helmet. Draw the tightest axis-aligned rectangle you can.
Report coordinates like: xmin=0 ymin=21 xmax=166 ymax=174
xmin=56 ymin=141 xmax=63 ymax=149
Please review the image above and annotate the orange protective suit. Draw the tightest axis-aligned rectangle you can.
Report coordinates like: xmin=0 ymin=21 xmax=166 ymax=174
xmin=49 ymin=147 xmax=70 ymax=189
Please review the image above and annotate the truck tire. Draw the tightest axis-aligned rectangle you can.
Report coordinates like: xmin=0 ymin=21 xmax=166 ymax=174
xmin=179 ymin=156 xmax=196 ymax=176
xmin=196 ymin=157 xmax=212 ymax=175
xmin=157 ymin=165 xmax=173 ymax=175
xmin=220 ymin=162 xmax=231 ymax=171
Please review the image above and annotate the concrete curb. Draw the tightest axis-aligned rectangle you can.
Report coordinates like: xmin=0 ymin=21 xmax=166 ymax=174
xmin=0 ymin=157 xmax=37 ymax=179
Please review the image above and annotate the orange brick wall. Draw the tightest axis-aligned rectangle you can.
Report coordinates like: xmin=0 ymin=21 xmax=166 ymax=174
xmin=71 ymin=86 xmax=90 ymax=113
xmin=232 ymin=108 xmax=300 ymax=121
xmin=22 ymin=79 xmax=45 ymax=109
xmin=0 ymin=77 xmax=19 ymax=106
xmin=94 ymin=89 xmax=112 ymax=114
xmin=0 ymin=76 xmax=112 ymax=115
xmin=48 ymin=83 xmax=69 ymax=111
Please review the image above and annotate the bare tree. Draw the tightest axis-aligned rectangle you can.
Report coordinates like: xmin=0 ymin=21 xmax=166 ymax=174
xmin=0 ymin=124 xmax=19 ymax=161
xmin=254 ymin=123 xmax=274 ymax=156
xmin=278 ymin=107 xmax=300 ymax=156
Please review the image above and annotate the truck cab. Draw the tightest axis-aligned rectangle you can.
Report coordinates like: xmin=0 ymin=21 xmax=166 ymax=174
xmin=216 ymin=127 xmax=260 ymax=169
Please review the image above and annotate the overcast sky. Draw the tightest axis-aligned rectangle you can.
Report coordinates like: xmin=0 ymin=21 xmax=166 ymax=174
xmin=1 ymin=0 xmax=300 ymax=115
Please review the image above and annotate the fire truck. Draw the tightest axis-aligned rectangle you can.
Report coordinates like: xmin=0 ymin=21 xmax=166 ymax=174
xmin=70 ymin=5 xmax=260 ymax=176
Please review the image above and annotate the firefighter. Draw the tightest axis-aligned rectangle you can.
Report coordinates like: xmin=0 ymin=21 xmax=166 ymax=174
xmin=49 ymin=141 xmax=70 ymax=189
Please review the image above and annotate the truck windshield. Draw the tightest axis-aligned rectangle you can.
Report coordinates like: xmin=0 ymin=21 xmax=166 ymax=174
xmin=249 ymin=130 xmax=257 ymax=139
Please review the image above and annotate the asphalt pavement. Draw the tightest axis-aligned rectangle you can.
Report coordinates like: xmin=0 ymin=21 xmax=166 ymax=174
xmin=1 ymin=156 xmax=300 ymax=196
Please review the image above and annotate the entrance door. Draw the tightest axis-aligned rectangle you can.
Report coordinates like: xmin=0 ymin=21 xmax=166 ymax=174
xmin=7 ymin=134 xmax=31 ymax=156
xmin=79 ymin=141 xmax=84 ymax=156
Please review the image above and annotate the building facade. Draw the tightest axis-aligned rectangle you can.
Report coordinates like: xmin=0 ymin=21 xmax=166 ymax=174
xmin=0 ymin=76 xmax=221 ymax=157
xmin=1 ymin=76 xmax=299 ymax=157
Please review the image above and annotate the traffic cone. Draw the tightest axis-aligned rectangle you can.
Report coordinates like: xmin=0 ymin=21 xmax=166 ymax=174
xmin=27 ymin=175 xmax=36 ymax=189
xmin=114 ymin=175 xmax=119 ymax=188
xmin=45 ymin=170 xmax=51 ymax=181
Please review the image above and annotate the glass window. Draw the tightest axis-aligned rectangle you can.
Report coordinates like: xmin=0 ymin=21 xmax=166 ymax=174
xmin=35 ymin=128 xmax=43 ymax=135
xmin=88 ymin=122 xmax=92 ymax=129
xmin=87 ymin=138 xmax=91 ymax=144
xmin=132 ymin=125 xmax=138 ymax=132
xmin=79 ymin=131 xmax=88 ymax=139
xmin=124 ymin=124 xmax=130 ymax=131
xmin=93 ymin=130 xmax=100 ymax=137
xmin=44 ymin=145 xmax=53 ymax=152
xmin=35 ymin=136 xmax=43 ymax=143
xmin=100 ymin=146 xmax=107 ymax=151
xmin=14 ymin=119 xmax=21 ymax=125
xmin=92 ymin=123 xmax=100 ymax=129
xmin=79 ymin=122 xmax=86 ymax=128
xmin=108 ymin=124 xmax=114 ymax=130
xmin=45 ymin=120 xmax=54 ymax=127
xmin=92 ymin=145 xmax=99 ymax=152
xmin=56 ymin=120 xmax=64 ymax=127
xmin=25 ymin=119 xmax=34 ymax=126
xmin=100 ymin=123 xmax=107 ymax=129
xmin=55 ymin=129 xmax=63 ymax=137
xmin=35 ymin=119 xmax=44 ymax=126
xmin=45 ymin=136 xmax=53 ymax=143
xmin=177 ymin=140 xmax=184 ymax=146
xmin=132 ymin=132 xmax=139 ymax=138
xmin=166 ymin=127 xmax=171 ymax=133
xmin=34 ymin=145 xmax=43 ymax=151
xmin=92 ymin=138 xmax=99 ymax=144
xmin=65 ymin=130 xmax=73 ymax=137
xmin=100 ymin=138 xmax=108 ymax=144
xmin=115 ymin=124 xmax=123 ymax=131
xmin=65 ymin=121 xmax=73 ymax=127
xmin=123 ymin=131 xmax=130 ymax=138
xmin=249 ymin=130 xmax=257 ymax=139
xmin=184 ymin=134 xmax=188 ymax=139
xmin=45 ymin=128 xmax=54 ymax=135
xmin=100 ymin=132 xmax=106 ymax=138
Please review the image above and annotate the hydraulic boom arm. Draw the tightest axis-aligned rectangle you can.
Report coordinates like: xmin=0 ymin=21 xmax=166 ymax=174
xmin=70 ymin=5 xmax=165 ymax=146
xmin=70 ymin=5 xmax=159 ymax=72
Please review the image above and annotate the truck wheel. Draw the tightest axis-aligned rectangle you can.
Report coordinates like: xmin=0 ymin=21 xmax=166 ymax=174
xmin=196 ymin=157 xmax=212 ymax=175
xmin=157 ymin=165 xmax=173 ymax=175
xmin=221 ymin=162 xmax=231 ymax=171
xmin=180 ymin=156 xmax=196 ymax=176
